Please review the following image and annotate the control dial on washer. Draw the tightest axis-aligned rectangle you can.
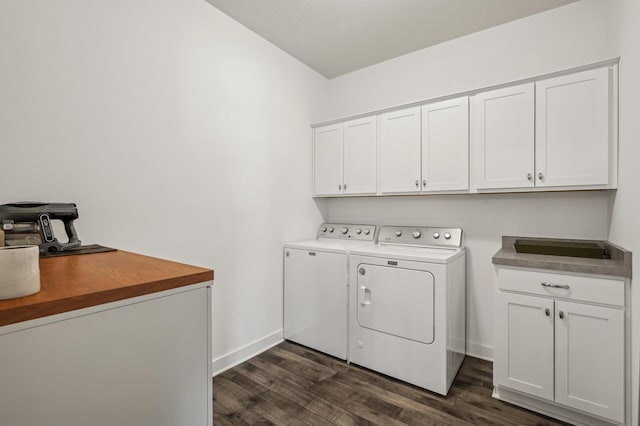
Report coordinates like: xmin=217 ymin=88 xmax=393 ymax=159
xmin=412 ymin=230 xmax=421 ymax=239
xmin=321 ymin=226 xmax=327 ymax=232
xmin=395 ymin=230 xmax=403 ymax=237
xmin=355 ymin=229 xmax=362 ymax=235
xmin=363 ymin=229 xmax=371 ymax=235
xmin=340 ymin=227 xmax=348 ymax=235
xmin=328 ymin=227 xmax=334 ymax=233
xmin=433 ymin=232 xmax=440 ymax=239
xmin=444 ymin=232 xmax=452 ymax=240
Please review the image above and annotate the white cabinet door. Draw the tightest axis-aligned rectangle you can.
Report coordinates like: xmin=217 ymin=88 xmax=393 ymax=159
xmin=314 ymin=123 xmax=343 ymax=196
xmin=343 ymin=116 xmax=377 ymax=194
xmin=494 ymin=292 xmax=554 ymax=401
xmin=472 ymin=83 xmax=535 ymax=189
xmin=421 ymin=97 xmax=469 ymax=192
xmin=536 ymin=68 xmax=611 ymax=187
xmin=379 ymin=107 xmax=421 ymax=193
xmin=555 ymin=300 xmax=624 ymax=423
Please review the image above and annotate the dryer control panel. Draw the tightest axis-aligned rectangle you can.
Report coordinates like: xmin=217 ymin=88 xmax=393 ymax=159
xmin=378 ymin=226 xmax=462 ymax=248
xmin=317 ymin=223 xmax=377 ymax=241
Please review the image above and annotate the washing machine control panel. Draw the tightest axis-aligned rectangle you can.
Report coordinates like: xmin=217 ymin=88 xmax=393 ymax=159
xmin=317 ymin=223 xmax=377 ymax=241
xmin=378 ymin=226 xmax=462 ymax=248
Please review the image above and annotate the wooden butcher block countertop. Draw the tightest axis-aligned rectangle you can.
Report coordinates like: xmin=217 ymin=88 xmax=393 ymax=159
xmin=0 ymin=250 xmax=214 ymax=327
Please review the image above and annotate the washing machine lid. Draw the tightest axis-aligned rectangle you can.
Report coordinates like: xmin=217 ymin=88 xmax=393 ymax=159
xmin=284 ymin=238 xmax=377 ymax=254
xmin=350 ymin=244 xmax=464 ymax=263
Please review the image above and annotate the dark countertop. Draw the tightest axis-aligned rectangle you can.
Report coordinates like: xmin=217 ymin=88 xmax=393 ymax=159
xmin=492 ymin=236 xmax=632 ymax=278
xmin=0 ymin=250 xmax=214 ymax=327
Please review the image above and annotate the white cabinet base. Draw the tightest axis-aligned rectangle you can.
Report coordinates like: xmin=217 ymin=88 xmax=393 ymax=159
xmin=493 ymin=386 xmax=621 ymax=426
xmin=0 ymin=283 xmax=213 ymax=426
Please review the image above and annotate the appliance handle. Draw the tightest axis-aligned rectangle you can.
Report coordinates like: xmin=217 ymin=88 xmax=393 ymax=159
xmin=359 ymin=285 xmax=371 ymax=306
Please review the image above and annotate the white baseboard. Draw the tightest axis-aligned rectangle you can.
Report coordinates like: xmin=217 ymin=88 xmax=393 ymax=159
xmin=467 ymin=340 xmax=494 ymax=361
xmin=212 ymin=329 xmax=283 ymax=377
xmin=212 ymin=331 xmax=493 ymax=374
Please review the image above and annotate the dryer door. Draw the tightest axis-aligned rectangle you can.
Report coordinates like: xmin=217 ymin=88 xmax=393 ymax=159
xmin=356 ymin=264 xmax=435 ymax=344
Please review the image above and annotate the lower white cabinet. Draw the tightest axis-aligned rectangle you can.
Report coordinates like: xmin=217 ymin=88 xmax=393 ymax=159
xmin=0 ymin=284 xmax=213 ymax=426
xmin=554 ymin=300 xmax=624 ymax=421
xmin=494 ymin=267 xmax=628 ymax=425
xmin=495 ymin=292 xmax=554 ymax=400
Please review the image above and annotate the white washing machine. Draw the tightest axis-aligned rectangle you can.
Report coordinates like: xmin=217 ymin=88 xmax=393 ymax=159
xmin=284 ymin=223 xmax=377 ymax=360
xmin=348 ymin=225 xmax=466 ymax=395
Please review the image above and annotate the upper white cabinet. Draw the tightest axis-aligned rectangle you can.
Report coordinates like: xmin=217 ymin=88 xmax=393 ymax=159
xmin=313 ymin=63 xmax=617 ymax=197
xmin=472 ymin=83 xmax=535 ymax=190
xmin=314 ymin=117 xmax=376 ymax=196
xmin=343 ymin=117 xmax=377 ymax=195
xmin=379 ymin=107 xmax=422 ymax=193
xmin=421 ymin=97 xmax=469 ymax=192
xmin=536 ymin=68 xmax=611 ymax=187
xmin=379 ymin=99 xmax=469 ymax=194
xmin=314 ymin=123 xmax=343 ymax=196
xmin=472 ymin=66 xmax=615 ymax=191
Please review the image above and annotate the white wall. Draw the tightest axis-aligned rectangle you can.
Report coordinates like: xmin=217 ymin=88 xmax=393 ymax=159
xmin=606 ymin=0 xmax=640 ymax=424
xmin=0 ymin=0 xmax=328 ymax=372
xmin=322 ymin=0 xmax=618 ymax=359
xmin=321 ymin=0 xmax=616 ymax=122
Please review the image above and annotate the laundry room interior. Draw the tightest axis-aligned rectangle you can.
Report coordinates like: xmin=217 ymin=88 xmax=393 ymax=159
xmin=1 ymin=0 xmax=639 ymax=425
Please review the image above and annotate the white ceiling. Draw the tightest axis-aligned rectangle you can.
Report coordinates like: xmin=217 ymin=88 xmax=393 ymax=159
xmin=206 ymin=0 xmax=577 ymax=79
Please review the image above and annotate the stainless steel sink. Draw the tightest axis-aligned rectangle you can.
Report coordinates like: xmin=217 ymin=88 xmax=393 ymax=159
xmin=514 ymin=239 xmax=611 ymax=259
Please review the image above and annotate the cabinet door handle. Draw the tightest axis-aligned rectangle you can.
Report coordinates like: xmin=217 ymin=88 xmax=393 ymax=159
xmin=415 ymin=180 xmax=419 ymax=188
xmin=541 ymin=282 xmax=570 ymax=290
xmin=344 ymin=183 xmax=347 ymax=190
xmin=538 ymin=172 xmax=544 ymax=181
xmin=559 ymin=310 xmax=565 ymax=319
xmin=423 ymin=179 xmax=427 ymax=187
xmin=338 ymin=184 xmax=342 ymax=191
xmin=545 ymin=308 xmax=550 ymax=317
xmin=527 ymin=173 xmax=532 ymax=182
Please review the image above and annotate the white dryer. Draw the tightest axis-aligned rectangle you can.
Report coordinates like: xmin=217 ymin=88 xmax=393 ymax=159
xmin=348 ymin=225 xmax=466 ymax=395
xmin=284 ymin=223 xmax=377 ymax=360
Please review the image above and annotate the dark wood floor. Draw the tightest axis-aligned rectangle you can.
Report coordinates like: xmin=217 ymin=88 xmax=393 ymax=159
xmin=213 ymin=341 xmax=567 ymax=425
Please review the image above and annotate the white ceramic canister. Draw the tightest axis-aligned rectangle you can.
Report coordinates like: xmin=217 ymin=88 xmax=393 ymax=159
xmin=0 ymin=245 xmax=40 ymax=300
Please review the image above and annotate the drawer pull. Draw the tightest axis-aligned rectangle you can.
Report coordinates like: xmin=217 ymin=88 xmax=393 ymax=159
xmin=541 ymin=282 xmax=570 ymax=290
xmin=545 ymin=308 xmax=550 ymax=317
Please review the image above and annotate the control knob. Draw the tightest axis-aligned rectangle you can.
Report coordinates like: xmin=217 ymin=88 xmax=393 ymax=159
xmin=412 ymin=230 xmax=421 ymax=239
xmin=340 ymin=227 xmax=348 ymax=235
xmin=395 ymin=230 xmax=402 ymax=237
xmin=363 ymin=229 xmax=371 ymax=235
xmin=433 ymin=232 xmax=440 ymax=239
xmin=444 ymin=232 xmax=452 ymax=240
xmin=328 ymin=227 xmax=334 ymax=233
xmin=355 ymin=229 xmax=362 ymax=235
xmin=321 ymin=226 xmax=327 ymax=232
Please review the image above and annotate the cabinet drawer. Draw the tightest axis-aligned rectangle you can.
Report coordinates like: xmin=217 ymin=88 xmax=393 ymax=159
xmin=497 ymin=267 xmax=624 ymax=306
